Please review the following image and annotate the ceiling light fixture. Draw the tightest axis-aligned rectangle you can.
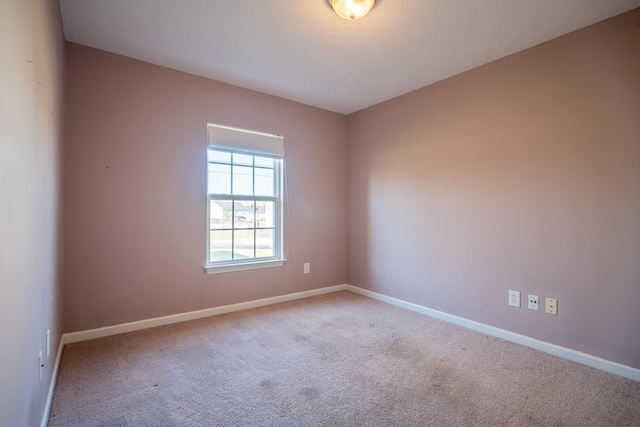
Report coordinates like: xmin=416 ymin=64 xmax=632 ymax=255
xmin=328 ymin=0 xmax=376 ymax=20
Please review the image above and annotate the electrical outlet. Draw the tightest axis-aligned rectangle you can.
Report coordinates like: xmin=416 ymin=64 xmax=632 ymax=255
xmin=508 ymin=290 xmax=520 ymax=307
xmin=528 ymin=294 xmax=539 ymax=311
xmin=545 ymin=298 xmax=557 ymax=315
xmin=303 ymin=263 xmax=310 ymax=274
xmin=46 ymin=329 xmax=51 ymax=357
xmin=38 ymin=351 xmax=43 ymax=382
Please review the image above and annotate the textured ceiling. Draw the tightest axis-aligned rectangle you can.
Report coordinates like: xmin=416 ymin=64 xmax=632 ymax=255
xmin=58 ymin=0 xmax=640 ymax=115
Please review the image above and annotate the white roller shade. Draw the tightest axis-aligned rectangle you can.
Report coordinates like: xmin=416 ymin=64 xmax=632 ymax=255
xmin=207 ymin=123 xmax=284 ymax=158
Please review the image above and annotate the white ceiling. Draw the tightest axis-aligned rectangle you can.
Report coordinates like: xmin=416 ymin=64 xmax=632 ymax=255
xmin=58 ymin=0 xmax=640 ymax=115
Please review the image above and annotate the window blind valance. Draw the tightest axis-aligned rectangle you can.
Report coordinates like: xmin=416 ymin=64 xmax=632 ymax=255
xmin=207 ymin=123 xmax=284 ymax=158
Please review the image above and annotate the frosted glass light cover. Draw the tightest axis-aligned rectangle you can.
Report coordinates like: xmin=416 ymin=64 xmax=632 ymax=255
xmin=329 ymin=0 xmax=376 ymax=20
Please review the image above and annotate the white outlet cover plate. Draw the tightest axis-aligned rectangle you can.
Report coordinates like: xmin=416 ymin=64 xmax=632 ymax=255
xmin=508 ymin=290 xmax=520 ymax=307
xmin=38 ymin=351 xmax=43 ymax=382
xmin=528 ymin=294 xmax=539 ymax=310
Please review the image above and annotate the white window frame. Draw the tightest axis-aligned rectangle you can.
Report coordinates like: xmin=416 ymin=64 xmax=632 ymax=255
xmin=205 ymin=124 xmax=286 ymax=274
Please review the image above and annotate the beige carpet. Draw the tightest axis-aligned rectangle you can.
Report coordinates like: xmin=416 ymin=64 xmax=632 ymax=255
xmin=49 ymin=291 xmax=640 ymax=426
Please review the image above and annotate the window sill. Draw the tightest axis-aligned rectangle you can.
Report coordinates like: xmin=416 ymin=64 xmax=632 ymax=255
xmin=204 ymin=259 xmax=286 ymax=274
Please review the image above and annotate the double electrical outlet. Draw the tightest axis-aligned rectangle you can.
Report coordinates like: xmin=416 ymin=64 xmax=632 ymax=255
xmin=508 ymin=290 xmax=557 ymax=315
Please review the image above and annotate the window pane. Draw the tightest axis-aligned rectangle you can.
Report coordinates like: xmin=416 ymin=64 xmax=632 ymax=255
xmin=255 ymin=201 xmax=274 ymax=228
xmin=208 ymin=150 xmax=231 ymax=163
xmin=234 ymin=201 xmax=254 ymax=228
xmin=254 ymin=167 xmax=274 ymax=196
xmin=209 ymin=200 xmax=232 ymax=229
xmin=206 ymin=145 xmax=283 ymax=268
xmin=210 ymin=230 xmax=232 ymax=262
xmin=256 ymin=229 xmax=274 ymax=258
xmin=254 ymin=156 xmax=273 ymax=168
xmin=234 ymin=229 xmax=255 ymax=259
xmin=208 ymin=163 xmax=231 ymax=194
xmin=233 ymin=153 xmax=253 ymax=166
xmin=232 ymin=165 xmax=253 ymax=195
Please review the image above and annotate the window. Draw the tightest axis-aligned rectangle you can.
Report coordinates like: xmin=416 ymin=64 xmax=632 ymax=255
xmin=205 ymin=124 xmax=285 ymax=273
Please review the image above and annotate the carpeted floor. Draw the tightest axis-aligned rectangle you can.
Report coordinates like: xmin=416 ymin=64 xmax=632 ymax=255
xmin=49 ymin=291 xmax=640 ymax=426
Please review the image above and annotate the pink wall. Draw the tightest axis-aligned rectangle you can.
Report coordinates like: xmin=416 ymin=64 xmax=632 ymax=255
xmin=63 ymin=8 xmax=639 ymax=371
xmin=63 ymin=44 xmax=348 ymax=332
xmin=0 ymin=0 xmax=65 ymax=425
xmin=347 ymin=9 xmax=640 ymax=369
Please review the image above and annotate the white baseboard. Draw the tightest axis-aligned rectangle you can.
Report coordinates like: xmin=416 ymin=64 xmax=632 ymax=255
xmin=346 ymin=285 xmax=640 ymax=382
xmin=40 ymin=335 xmax=64 ymax=427
xmin=64 ymin=284 xmax=348 ymax=344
